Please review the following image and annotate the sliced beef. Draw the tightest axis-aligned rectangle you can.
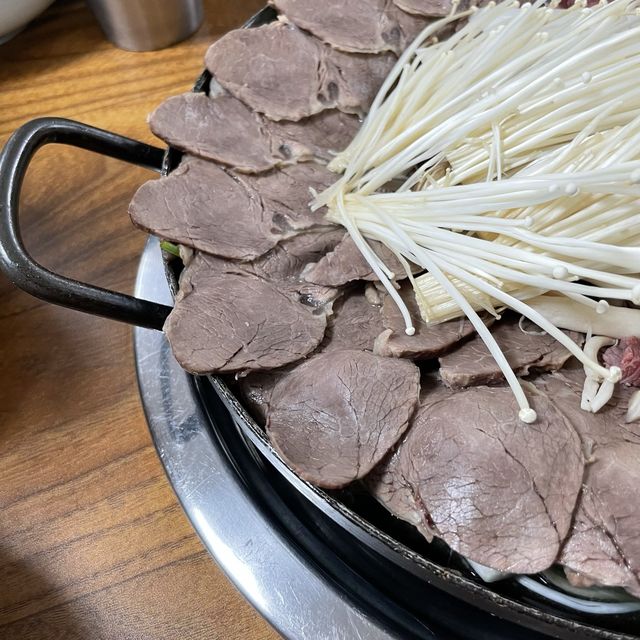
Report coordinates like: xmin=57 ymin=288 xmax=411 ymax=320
xmin=559 ymin=443 xmax=640 ymax=598
xmin=195 ymin=226 xmax=344 ymax=313
xmin=266 ymin=349 xmax=420 ymax=488
xmin=398 ymin=385 xmax=584 ymax=573
xmin=271 ymin=0 xmax=429 ymax=54
xmin=365 ymin=379 xmax=450 ymax=538
xmin=130 ymin=157 xmax=275 ymax=260
xmin=238 ymin=368 xmax=285 ymax=425
xmin=245 ymin=161 xmax=337 ymax=232
xmin=321 ymin=287 xmax=383 ymax=352
xmin=149 ymin=92 xmax=360 ymax=173
xmin=205 ymin=21 xmax=395 ymax=121
xmin=239 ymin=287 xmax=382 ymax=423
xmin=370 ymin=367 xmax=640 ymax=583
xmin=249 ymin=226 xmax=345 ymax=308
xmin=249 ymin=226 xmax=344 ymax=284
xmin=129 ymin=157 xmax=334 ymax=261
xmin=439 ymin=319 xmax=578 ymax=389
xmin=268 ymin=110 xmax=361 ymax=165
xmin=393 ymin=0 xmax=453 ymax=16
xmin=532 ymin=367 xmax=640 ymax=450
xmin=374 ymin=282 xmax=478 ymax=359
xmin=603 ymin=336 xmax=640 ymax=386
xmin=366 ymin=445 xmax=430 ymax=535
xmin=164 ymin=252 xmax=328 ymax=374
xmin=148 ymin=92 xmax=272 ymax=172
xmin=329 ymin=46 xmax=398 ymax=115
xmin=528 ymin=370 xmax=640 ymax=594
xmin=231 ymin=228 xmax=349 ymax=422
xmin=304 ymin=233 xmax=411 ymax=287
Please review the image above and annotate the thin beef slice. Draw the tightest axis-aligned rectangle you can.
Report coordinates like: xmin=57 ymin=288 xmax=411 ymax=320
xmin=559 ymin=443 xmax=640 ymax=597
xmin=249 ymin=226 xmax=343 ymax=284
xmin=366 ymin=445 xmax=432 ymax=536
xmin=321 ymin=287 xmax=383 ymax=352
xmin=399 ymin=385 xmax=584 ymax=573
xmin=130 ymin=157 xmax=275 ymax=259
xmin=237 ymin=369 xmax=283 ymax=425
xmin=205 ymin=21 xmax=395 ymax=121
xmin=530 ymin=369 xmax=640 ymax=594
xmin=246 ymin=161 xmax=337 ymax=232
xmin=393 ymin=0 xmax=454 ymax=16
xmin=533 ymin=367 xmax=640 ymax=451
xmin=148 ymin=92 xmax=272 ymax=172
xmin=271 ymin=0 xmax=429 ymax=54
xmin=149 ymin=92 xmax=360 ymax=173
xmin=239 ymin=287 xmax=382 ymax=422
xmin=365 ymin=379 xmax=451 ymax=538
xmin=375 ymin=282 xmax=478 ymax=359
xmin=129 ymin=156 xmax=334 ymax=260
xmin=439 ymin=319 xmax=579 ymax=388
xmin=304 ymin=233 xmax=411 ymax=287
xmin=229 ymin=227 xmax=348 ymax=423
xmin=164 ymin=252 xmax=328 ymax=374
xmin=249 ymin=226 xmax=345 ymax=308
xmin=266 ymin=349 xmax=420 ymax=488
xmin=207 ymin=226 xmax=344 ymax=314
xmin=268 ymin=110 xmax=361 ymax=165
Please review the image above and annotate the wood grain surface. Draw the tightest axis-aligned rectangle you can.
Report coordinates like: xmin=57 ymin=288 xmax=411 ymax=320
xmin=0 ymin=2 xmax=279 ymax=638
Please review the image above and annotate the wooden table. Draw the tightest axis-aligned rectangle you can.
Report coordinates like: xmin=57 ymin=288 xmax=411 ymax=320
xmin=0 ymin=2 xmax=279 ymax=638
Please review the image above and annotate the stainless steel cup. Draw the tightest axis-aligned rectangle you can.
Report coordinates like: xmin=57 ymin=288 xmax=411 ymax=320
xmin=86 ymin=0 xmax=204 ymax=52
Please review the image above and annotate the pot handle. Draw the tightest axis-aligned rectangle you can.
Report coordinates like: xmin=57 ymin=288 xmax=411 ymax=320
xmin=0 ymin=117 xmax=173 ymax=330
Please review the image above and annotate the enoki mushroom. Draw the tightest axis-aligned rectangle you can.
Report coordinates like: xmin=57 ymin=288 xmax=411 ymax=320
xmin=313 ymin=0 xmax=640 ymax=423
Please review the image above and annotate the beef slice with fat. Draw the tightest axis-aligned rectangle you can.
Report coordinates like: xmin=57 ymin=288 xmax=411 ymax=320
xmin=129 ymin=156 xmax=334 ymax=260
xmin=375 ymin=282 xmax=478 ymax=359
xmin=439 ymin=319 xmax=579 ymax=389
xmin=205 ymin=21 xmax=395 ymax=121
xmin=271 ymin=0 xmax=429 ymax=54
xmin=398 ymin=385 xmax=584 ymax=573
xmin=266 ymin=349 xmax=420 ymax=488
xmin=149 ymin=92 xmax=360 ymax=173
xmin=164 ymin=252 xmax=328 ymax=374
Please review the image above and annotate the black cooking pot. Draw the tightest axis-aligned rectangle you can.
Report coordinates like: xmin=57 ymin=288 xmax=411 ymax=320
xmin=1 ymin=7 xmax=638 ymax=640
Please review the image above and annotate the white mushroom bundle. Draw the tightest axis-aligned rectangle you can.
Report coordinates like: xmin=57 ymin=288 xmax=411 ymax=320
xmin=314 ymin=0 xmax=640 ymax=422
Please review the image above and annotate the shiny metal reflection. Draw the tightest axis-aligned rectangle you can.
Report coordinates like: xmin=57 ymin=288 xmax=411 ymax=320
xmin=86 ymin=0 xmax=203 ymax=51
